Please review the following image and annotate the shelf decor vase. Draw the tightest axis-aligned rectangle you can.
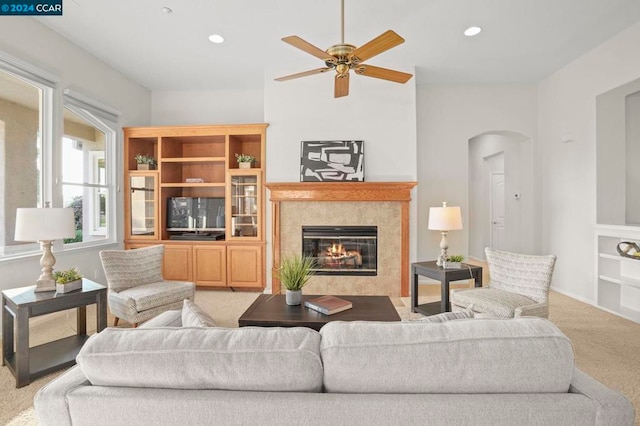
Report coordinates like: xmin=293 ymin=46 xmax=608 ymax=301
xmin=285 ymin=289 xmax=302 ymax=306
xmin=137 ymin=164 xmax=156 ymax=170
xmin=617 ymin=241 xmax=640 ymax=260
xmin=239 ymin=162 xmax=251 ymax=169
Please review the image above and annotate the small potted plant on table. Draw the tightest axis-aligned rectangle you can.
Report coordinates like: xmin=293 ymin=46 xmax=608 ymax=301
xmin=54 ymin=267 xmax=83 ymax=293
xmin=443 ymin=255 xmax=464 ymax=269
xmin=275 ymin=255 xmax=315 ymax=305
xmin=134 ymin=154 xmax=157 ymax=170
xmin=235 ymin=153 xmax=256 ymax=169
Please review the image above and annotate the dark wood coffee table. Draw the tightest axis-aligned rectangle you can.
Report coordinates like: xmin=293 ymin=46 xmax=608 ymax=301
xmin=238 ymin=294 xmax=401 ymax=331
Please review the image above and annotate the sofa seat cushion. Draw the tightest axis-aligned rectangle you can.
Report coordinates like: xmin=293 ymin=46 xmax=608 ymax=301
xmin=77 ymin=327 xmax=322 ymax=392
xmin=450 ymin=288 xmax=537 ymax=318
xmin=118 ymin=281 xmax=194 ymax=312
xmin=320 ymin=317 xmax=574 ymax=394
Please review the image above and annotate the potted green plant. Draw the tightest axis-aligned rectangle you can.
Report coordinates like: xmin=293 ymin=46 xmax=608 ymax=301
xmin=54 ymin=267 xmax=83 ymax=293
xmin=275 ymin=255 xmax=315 ymax=305
xmin=443 ymin=254 xmax=464 ymax=269
xmin=235 ymin=153 xmax=256 ymax=169
xmin=134 ymin=154 xmax=157 ymax=170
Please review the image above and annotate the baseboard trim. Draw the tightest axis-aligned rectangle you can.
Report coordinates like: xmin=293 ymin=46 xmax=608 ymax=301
xmin=550 ymin=286 xmax=595 ymax=306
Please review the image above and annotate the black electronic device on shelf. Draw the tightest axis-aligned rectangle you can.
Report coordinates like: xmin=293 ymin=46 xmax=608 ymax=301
xmin=167 ymin=197 xmax=225 ymax=233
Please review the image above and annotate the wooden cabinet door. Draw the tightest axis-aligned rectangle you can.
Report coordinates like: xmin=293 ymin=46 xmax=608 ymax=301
xmin=193 ymin=245 xmax=226 ymax=287
xmin=163 ymin=244 xmax=193 ymax=281
xmin=227 ymin=245 xmax=263 ymax=288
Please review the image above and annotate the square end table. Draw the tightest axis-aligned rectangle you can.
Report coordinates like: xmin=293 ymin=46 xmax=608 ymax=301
xmin=2 ymin=278 xmax=107 ymax=387
xmin=411 ymin=261 xmax=483 ymax=316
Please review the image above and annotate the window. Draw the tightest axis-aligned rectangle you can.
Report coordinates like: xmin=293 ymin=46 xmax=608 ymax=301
xmin=61 ymin=109 xmax=110 ymax=244
xmin=0 ymin=52 xmax=118 ymax=258
xmin=62 ymin=90 xmax=118 ymax=247
xmin=0 ymin=54 xmax=54 ymax=256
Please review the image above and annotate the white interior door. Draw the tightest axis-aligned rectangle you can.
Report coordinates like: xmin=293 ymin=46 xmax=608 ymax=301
xmin=490 ymin=172 xmax=506 ymax=250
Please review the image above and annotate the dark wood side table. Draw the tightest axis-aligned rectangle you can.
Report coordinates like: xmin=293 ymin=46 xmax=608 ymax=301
xmin=411 ymin=261 xmax=483 ymax=316
xmin=2 ymin=278 xmax=107 ymax=387
xmin=239 ymin=294 xmax=401 ymax=331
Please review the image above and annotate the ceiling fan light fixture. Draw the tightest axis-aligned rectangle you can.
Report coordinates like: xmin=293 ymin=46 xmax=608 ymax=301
xmin=208 ymin=34 xmax=225 ymax=44
xmin=464 ymin=26 xmax=482 ymax=37
xmin=275 ymin=0 xmax=412 ymax=97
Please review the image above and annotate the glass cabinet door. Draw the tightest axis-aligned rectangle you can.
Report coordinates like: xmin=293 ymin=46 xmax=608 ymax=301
xmin=129 ymin=173 xmax=158 ymax=239
xmin=228 ymin=171 xmax=261 ymax=240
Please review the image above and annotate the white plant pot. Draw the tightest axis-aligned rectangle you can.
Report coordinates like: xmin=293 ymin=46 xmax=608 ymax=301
xmin=56 ymin=279 xmax=83 ymax=293
xmin=285 ymin=289 xmax=302 ymax=306
xmin=239 ymin=162 xmax=251 ymax=169
xmin=443 ymin=261 xmax=462 ymax=269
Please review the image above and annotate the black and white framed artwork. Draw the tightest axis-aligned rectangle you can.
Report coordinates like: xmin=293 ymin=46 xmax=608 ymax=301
xmin=300 ymin=140 xmax=364 ymax=182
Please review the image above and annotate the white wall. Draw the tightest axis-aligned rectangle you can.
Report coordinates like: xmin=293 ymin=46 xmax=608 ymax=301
xmin=0 ymin=18 xmax=151 ymax=294
xmin=151 ymin=89 xmax=264 ymax=125
xmin=538 ymin=19 xmax=640 ymax=302
xmin=264 ymin=66 xmax=417 ymax=182
xmin=625 ymin=90 xmax=640 ymax=224
xmin=416 ymin=85 xmax=538 ymax=263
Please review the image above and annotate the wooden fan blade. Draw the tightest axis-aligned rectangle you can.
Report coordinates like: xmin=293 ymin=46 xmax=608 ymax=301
xmin=349 ymin=30 xmax=405 ymax=64
xmin=275 ymin=68 xmax=331 ymax=81
xmin=282 ymin=36 xmax=336 ymax=62
xmin=334 ymin=73 xmax=350 ymax=98
xmin=354 ymin=64 xmax=412 ymax=83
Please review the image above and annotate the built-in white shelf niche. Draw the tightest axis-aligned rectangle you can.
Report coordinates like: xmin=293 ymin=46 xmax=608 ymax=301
xmin=595 ymin=225 xmax=640 ymax=323
xmin=595 ymin=77 xmax=640 ymax=323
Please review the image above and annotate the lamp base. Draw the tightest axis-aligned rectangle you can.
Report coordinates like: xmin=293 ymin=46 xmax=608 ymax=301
xmin=35 ymin=278 xmax=56 ymax=292
xmin=436 ymin=231 xmax=449 ymax=267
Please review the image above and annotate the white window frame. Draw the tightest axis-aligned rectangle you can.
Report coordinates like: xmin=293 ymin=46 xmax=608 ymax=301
xmin=0 ymin=51 xmax=56 ymax=258
xmin=62 ymin=89 xmax=119 ymax=249
xmin=0 ymin=51 xmax=121 ymax=259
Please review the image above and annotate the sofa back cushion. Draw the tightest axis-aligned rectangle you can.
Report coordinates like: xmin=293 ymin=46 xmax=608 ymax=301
xmin=77 ymin=326 xmax=322 ymax=392
xmin=320 ymin=317 xmax=574 ymax=394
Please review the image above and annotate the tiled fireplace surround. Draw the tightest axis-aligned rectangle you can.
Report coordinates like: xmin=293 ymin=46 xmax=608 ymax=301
xmin=266 ymin=182 xmax=416 ymax=297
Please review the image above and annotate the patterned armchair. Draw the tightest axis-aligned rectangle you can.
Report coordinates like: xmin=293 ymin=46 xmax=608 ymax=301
xmin=99 ymin=245 xmax=195 ymax=327
xmin=450 ymin=247 xmax=556 ymax=318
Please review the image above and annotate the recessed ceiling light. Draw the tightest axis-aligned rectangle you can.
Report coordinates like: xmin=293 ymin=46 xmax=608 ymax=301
xmin=208 ymin=34 xmax=225 ymax=44
xmin=161 ymin=7 xmax=172 ymax=14
xmin=464 ymin=26 xmax=482 ymax=37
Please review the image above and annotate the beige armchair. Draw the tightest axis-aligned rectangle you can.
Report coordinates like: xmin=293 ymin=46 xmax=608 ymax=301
xmin=99 ymin=245 xmax=195 ymax=327
xmin=450 ymin=247 xmax=556 ymax=318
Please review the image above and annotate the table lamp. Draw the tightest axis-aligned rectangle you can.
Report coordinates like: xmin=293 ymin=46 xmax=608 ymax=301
xmin=14 ymin=207 xmax=76 ymax=292
xmin=428 ymin=202 xmax=463 ymax=266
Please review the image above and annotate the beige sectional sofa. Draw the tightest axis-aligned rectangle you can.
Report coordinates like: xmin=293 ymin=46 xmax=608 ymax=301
xmin=35 ymin=315 xmax=634 ymax=426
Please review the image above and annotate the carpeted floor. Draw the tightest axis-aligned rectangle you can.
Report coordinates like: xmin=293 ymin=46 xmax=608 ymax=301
xmin=1 ymin=288 xmax=639 ymax=425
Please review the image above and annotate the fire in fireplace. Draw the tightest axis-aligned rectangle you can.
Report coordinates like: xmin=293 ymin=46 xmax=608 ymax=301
xmin=302 ymin=226 xmax=377 ymax=276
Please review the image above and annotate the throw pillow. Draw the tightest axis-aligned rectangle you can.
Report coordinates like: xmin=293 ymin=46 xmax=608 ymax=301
xmin=412 ymin=305 xmax=475 ymax=323
xmin=140 ymin=309 xmax=182 ymax=328
xmin=182 ymin=299 xmax=216 ymax=327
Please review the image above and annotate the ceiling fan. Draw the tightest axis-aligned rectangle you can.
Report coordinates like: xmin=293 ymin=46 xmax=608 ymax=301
xmin=275 ymin=0 xmax=412 ymax=98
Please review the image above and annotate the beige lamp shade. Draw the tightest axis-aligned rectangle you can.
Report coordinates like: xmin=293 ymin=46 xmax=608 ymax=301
xmin=428 ymin=203 xmax=463 ymax=231
xmin=15 ymin=208 xmax=76 ymax=241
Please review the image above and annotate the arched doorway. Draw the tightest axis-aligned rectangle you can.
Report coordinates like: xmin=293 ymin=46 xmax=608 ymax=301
xmin=468 ymin=131 xmax=534 ymax=260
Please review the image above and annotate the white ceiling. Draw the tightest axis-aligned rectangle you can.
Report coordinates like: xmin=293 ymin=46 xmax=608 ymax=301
xmin=35 ymin=0 xmax=640 ymax=91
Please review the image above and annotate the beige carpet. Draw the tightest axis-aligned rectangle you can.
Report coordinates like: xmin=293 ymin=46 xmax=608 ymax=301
xmin=1 ymin=288 xmax=639 ymax=425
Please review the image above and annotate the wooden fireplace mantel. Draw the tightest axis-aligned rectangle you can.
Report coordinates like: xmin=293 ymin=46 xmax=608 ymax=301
xmin=265 ymin=182 xmax=417 ymax=296
xmin=265 ymin=182 xmax=416 ymax=202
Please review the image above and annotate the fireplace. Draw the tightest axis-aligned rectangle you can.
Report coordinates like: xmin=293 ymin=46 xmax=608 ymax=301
xmin=302 ymin=226 xmax=377 ymax=276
